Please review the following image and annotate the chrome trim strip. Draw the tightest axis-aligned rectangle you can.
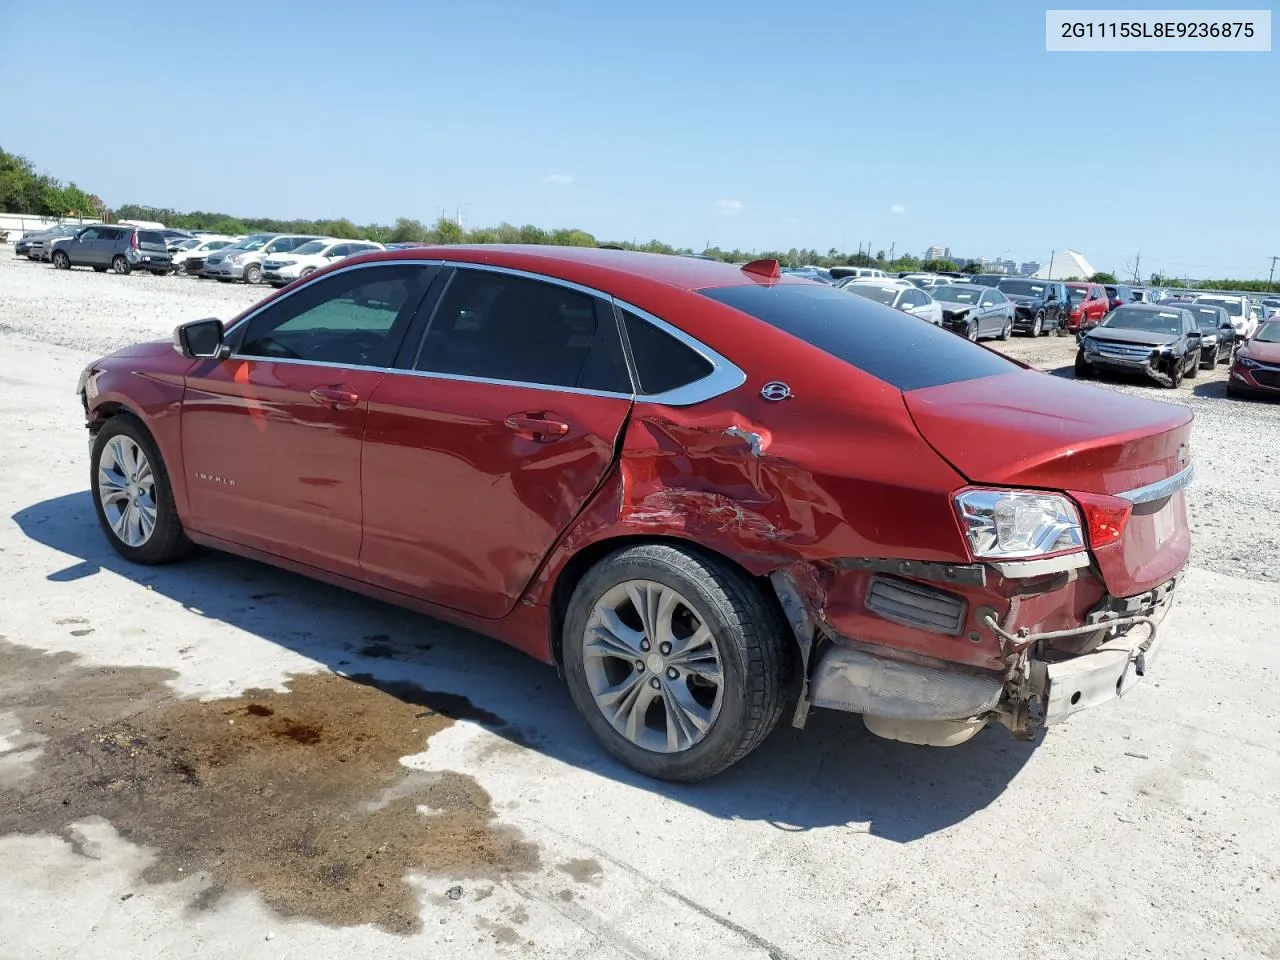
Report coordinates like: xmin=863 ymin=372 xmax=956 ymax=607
xmin=988 ymin=551 xmax=1090 ymax=579
xmin=1115 ymin=463 xmax=1195 ymax=504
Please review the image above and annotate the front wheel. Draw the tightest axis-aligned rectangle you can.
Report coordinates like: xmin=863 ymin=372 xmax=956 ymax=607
xmin=999 ymin=317 xmax=1013 ymax=340
xmin=1185 ymin=353 xmax=1199 ymax=379
xmin=1074 ymin=352 xmax=1093 ymax=379
xmin=90 ymin=415 xmax=192 ymax=564
xmin=1031 ymin=312 xmax=1044 ymax=336
xmin=243 ymin=263 xmax=262 ymax=284
xmin=52 ymin=250 xmax=71 ymax=270
xmin=111 ymin=255 xmax=130 ymax=275
xmin=562 ymin=544 xmax=789 ymax=782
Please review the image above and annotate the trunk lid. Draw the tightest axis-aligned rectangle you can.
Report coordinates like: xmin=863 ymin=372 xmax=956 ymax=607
xmin=904 ymin=369 xmax=1193 ymax=597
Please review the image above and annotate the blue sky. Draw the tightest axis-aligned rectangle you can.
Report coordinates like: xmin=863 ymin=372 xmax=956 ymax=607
xmin=1 ymin=0 xmax=1275 ymax=277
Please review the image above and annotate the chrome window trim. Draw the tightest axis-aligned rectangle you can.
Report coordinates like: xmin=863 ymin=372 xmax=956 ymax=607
xmin=611 ymin=299 xmax=747 ymax=406
xmin=1115 ymin=462 xmax=1195 ymax=504
xmin=219 ymin=256 xmax=746 ymax=406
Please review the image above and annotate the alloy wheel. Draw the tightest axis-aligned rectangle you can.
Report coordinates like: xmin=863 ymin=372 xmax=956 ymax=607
xmin=581 ymin=580 xmax=724 ymax=754
xmin=97 ymin=435 xmax=158 ymax=547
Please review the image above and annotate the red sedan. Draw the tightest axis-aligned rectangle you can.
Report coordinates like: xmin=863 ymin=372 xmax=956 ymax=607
xmin=1066 ymin=281 xmax=1111 ymax=332
xmin=78 ymin=246 xmax=1194 ymax=780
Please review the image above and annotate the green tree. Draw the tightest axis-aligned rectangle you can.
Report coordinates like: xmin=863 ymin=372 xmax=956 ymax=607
xmin=921 ymin=258 xmax=959 ymax=273
xmin=962 ymin=262 xmax=981 ymax=274
xmin=1089 ymin=271 xmax=1118 ymax=284
xmin=433 ymin=216 xmax=465 ymax=244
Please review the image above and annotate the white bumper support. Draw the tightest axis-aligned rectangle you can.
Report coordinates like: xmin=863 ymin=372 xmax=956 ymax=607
xmin=1039 ymin=626 xmax=1164 ymax=725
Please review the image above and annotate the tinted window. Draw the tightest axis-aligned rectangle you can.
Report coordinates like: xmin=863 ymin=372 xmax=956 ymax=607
xmin=622 ymin=310 xmax=715 ymax=394
xmin=1195 ymin=297 xmax=1242 ymax=316
xmin=238 ymin=264 xmax=422 ymax=365
xmin=844 ymin=284 xmax=900 ymax=306
xmin=979 ymin=292 xmax=997 ymax=306
xmin=99 ymin=228 xmax=123 ymax=241
xmin=1189 ymin=309 xmax=1221 ymax=328
xmin=416 ymin=269 xmax=602 ymax=389
xmin=699 ymin=283 xmax=1017 ymax=391
xmin=78 ymin=228 xmax=101 ymax=241
xmin=138 ymin=231 xmax=165 ymax=246
xmin=1099 ymin=307 xmax=1185 ymax=335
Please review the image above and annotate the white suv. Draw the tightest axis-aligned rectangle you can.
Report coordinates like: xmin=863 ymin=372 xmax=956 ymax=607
xmin=261 ymin=239 xmax=386 ymax=288
xmin=1193 ymin=294 xmax=1258 ymax=339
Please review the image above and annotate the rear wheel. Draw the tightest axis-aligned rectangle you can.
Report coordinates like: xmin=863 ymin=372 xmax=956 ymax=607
xmin=111 ymin=255 xmax=130 ymax=275
xmin=90 ymin=415 xmax=192 ymax=564
xmin=243 ymin=263 xmax=262 ymax=284
xmin=562 ymin=543 xmax=789 ymax=782
xmin=52 ymin=250 xmax=71 ymax=270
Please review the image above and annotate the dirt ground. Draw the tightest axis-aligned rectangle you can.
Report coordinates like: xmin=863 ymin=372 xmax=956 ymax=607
xmin=1 ymin=258 xmax=1278 ymax=959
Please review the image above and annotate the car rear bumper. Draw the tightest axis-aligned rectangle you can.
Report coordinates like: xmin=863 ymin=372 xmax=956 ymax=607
xmin=788 ymin=560 xmax=1182 ymax=745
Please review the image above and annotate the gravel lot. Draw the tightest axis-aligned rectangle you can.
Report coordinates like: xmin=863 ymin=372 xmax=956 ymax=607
xmin=1 ymin=251 xmax=1278 ymax=960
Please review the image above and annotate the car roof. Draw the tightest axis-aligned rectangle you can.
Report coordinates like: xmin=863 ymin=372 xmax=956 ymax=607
xmin=343 ymin=245 xmax=817 ymax=293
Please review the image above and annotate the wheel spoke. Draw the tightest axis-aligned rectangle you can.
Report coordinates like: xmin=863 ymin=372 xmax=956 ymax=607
xmin=111 ymin=502 xmax=132 ymax=541
xmin=583 ymin=608 xmax=644 ymax=661
xmin=661 ymin=682 xmax=712 ymax=752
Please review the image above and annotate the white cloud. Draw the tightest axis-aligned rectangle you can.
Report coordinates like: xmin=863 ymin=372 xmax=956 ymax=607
xmin=542 ymin=174 xmax=574 ymax=183
xmin=716 ymin=199 xmax=744 ymax=215
xmin=889 ymin=204 xmax=906 ymax=215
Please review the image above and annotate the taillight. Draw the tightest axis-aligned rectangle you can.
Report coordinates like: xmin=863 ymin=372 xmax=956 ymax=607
xmin=131 ymin=232 xmax=139 ymax=249
xmin=1071 ymin=492 xmax=1132 ymax=549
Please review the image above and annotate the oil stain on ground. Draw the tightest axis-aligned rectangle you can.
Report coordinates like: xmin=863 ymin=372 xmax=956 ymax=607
xmin=0 ymin=639 xmax=539 ymax=934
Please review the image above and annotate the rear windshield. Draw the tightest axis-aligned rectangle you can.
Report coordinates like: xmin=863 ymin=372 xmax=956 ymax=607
xmin=998 ymin=280 xmax=1046 ymax=297
xmin=698 ymin=283 xmax=1018 ymax=391
xmin=1195 ymin=297 xmax=1242 ymax=316
xmin=138 ymin=231 xmax=166 ymax=246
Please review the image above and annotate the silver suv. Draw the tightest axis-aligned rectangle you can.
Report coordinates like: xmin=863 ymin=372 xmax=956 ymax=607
xmin=202 ymin=233 xmax=323 ymax=284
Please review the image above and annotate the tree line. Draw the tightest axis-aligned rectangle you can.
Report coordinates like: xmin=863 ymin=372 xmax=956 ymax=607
xmin=4 ymin=146 xmax=1274 ymax=293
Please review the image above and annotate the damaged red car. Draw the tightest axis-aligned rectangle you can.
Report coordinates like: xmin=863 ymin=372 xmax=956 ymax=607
xmin=78 ymin=246 xmax=1195 ymax=781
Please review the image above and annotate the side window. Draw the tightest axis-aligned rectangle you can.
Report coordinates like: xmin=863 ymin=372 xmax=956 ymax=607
xmin=415 ymin=268 xmax=606 ymax=389
xmin=78 ymin=228 xmax=101 ymax=241
xmin=326 ymin=244 xmax=349 ymax=258
xmin=903 ymin=289 xmax=928 ymax=307
xmin=621 ymin=309 xmax=714 ymax=395
xmin=979 ymin=291 xmax=997 ymax=307
xmin=237 ymin=264 xmax=422 ymax=365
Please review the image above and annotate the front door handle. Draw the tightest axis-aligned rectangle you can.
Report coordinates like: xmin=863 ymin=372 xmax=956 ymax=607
xmin=504 ymin=414 xmax=570 ymax=442
xmin=309 ymin=385 xmax=359 ymax=410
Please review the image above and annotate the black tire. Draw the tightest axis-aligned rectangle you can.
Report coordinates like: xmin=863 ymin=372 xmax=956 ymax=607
xmin=52 ymin=250 xmax=71 ymax=270
xmin=562 ymin=543 xmax=790 ymax=782
xmin=243 ymin=263 xmax=262 ymax=284
xmin=1185 ymin=354 xmax=1198 ymax=379
xmin=998 ymin=317 xmax=1012 ymax=340
xmin=90 ymin=414 xmax=192 ymax=565
xmin=1074 ymin=352 xmax=1093 ymax=379
xmin=967 ymin=321 xmax=979 ymax=341
xmin=1199 ymin=353 xmax=1213 ymax=371
xmin=300 ymin=266 xmax=316 ymax=278
xmin=1169 ymin=360 xmax=1184 ymax=389
xmin=111 ymin=254 xmax=131 ymax=275
xmin=1031 ymin=312 xmax=1044 ymax=336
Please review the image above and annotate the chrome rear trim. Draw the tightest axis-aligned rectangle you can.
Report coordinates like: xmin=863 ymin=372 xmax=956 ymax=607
xmin=1115 ymin=463 xmax=1195 ymax=504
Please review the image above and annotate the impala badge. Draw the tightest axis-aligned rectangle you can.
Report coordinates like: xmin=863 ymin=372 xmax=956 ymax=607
xmin=197 ymin=472 xmax=237 ymax=487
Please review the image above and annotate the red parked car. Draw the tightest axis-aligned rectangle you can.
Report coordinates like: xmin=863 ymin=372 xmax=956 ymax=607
xmin=78 ymin=247 xmax=1194 ymax=780
xmin=1228 ymin=318 xmax=1280 ymax=399
xmin=1066 ymin=281 xmax=1111 ymax=332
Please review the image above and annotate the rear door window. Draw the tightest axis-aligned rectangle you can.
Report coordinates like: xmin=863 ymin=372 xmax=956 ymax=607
xmin=415 ymin=268 xmax=626 ymax=391
xmin=621 ymin=309 xmax=715 ymax=393
xmin=699 ymin=283 xmax=1017 ymax=391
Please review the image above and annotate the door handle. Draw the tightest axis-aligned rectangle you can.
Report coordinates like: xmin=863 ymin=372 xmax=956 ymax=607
xmin=504 ymin=414 xmax=570 ymax=442
xmin=309 ymin=385 xmax=360 ymax=409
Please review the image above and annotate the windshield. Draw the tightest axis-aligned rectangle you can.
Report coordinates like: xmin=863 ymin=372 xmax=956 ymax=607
xmin=1067 ymin=287 xmax=1090 ymax=303
xmin=229 ymin=235 xmax=271 ymax=251
xmin=1189 ymin=309 xmax=1222 ymax=329
xmin=1100 ymin=307 xmax=1185 ymax=335
xmin=1254 ymin=321 xmax=1280 ymax=343
xmin=843 ymin=285 xmax=899 ymax=306
xmin=934 ymin=285 xmax=981 ymax=304
xmin=290 ymin=240 xmax=329 ymax=256
xmin=998 ymin=280 xmax=1045 ymax=297
xmin=1195 ymin=297 xmax=1242 ymax=316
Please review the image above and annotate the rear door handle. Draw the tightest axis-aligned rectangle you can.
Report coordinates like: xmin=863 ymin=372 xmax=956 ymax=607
xmin=504 ymin=414 xmax=570 ymax=442
xmin=309 ymin=385 xmax=360 ymax=409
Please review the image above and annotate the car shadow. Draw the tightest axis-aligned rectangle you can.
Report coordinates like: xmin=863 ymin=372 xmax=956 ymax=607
xmin=12 ymin=491 xmax=1040 ymax=843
